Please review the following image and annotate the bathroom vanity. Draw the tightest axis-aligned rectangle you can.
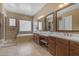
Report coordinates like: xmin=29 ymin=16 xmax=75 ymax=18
xmin=33 ymin=32 xmax=79 ymax=56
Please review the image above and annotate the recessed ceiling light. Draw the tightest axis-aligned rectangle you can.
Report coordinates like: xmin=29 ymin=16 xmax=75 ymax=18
xmin=59 ymin=4 xmax=63 ymax=8
xmin=59 ymin=3 xmax=69 ymax=8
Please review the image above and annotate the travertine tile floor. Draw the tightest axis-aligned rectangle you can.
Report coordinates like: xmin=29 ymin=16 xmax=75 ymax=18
xmin=0 ymin=36 xmax=52 ymax=56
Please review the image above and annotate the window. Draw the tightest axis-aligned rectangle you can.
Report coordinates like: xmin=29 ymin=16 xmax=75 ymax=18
xmin=9 ymin=18 xmax=16 ymax=26
xmin=19 ymin=20 xmax=32 ymax=31
xmin=38 ymin=22 xmax=42 ymax=30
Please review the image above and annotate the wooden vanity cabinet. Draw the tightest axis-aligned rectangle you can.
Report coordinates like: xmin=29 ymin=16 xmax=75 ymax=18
xmin=48 ymin=36 xmax=56 ymax=55
xmin=33 ymin=33 xmax=79 ymax=56
xmin=70 ymin=41 xmax=79 ymax=56
xmin=33 ymin=33 xmax=36 ymax=41
xmin=33 ymin=33 xmax=40 ymax=44
xmin=56 ymin=38 xmax=69 ymax=56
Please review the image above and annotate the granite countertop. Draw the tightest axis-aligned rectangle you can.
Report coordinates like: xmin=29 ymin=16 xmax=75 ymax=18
xmin=50 ymin=34 xmax=79 ymax=42
xmin=34 ymin=31 xmax=79 ymax=42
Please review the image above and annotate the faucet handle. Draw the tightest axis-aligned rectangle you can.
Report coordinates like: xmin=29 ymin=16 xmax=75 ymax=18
xmin=68 ymin=33 xmax=72 ymax=37
xmin=69 ymin=33 xmax=72 ymax=36
xmin=64 ymin=32 xmax=67 ymax=36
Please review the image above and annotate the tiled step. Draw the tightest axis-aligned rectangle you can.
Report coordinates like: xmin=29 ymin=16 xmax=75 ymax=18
xmin=1 ymin=42 xmax=16 ymax=48
xmin=0 ymin=40 xmax=16 ymax=48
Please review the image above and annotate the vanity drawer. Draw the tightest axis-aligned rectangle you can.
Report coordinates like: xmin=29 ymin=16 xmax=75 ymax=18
xmin=48 ymin=43 xmax=55 ymax=48
xmin=48 ymin=37 xmax=56 ymax=55
xmin=40 ymin=35 xmax=48 ymax=39
xmin=56 ymin=38 xmax=69 ymax=45
xmin=48 ymin=39 xmax=55 ymax=44
xmin=48 ymin=36 xmax=56 ymax=40
xmin=70 ymin=41 xmax=79 ymax=49
xmin=48 ymin=37 xmax=56 ymax=44
xmin=48 ymin=37 xmax=56 ymax=49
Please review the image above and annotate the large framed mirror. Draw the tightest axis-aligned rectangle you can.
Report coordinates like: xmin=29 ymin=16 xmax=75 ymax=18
xmin=57 ymin=3 xmax=79 ymax=32
xmin=45 ymin=13 xmax=54 ymax=31
xmin=37 ymin=17 xmax=45 ymax=31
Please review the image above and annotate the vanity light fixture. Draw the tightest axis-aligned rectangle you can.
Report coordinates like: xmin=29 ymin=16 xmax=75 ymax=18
xmin=38 ymin=15 xmax=45 ymax=19
xmin=63 ymin=3 xmax=70 ymax=6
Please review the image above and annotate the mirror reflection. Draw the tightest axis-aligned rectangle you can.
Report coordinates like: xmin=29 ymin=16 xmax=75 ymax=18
xmin=57 ymin=4 xmax=79 ymax=31
xmin=46 ymin=14 xmax=54 ymax=31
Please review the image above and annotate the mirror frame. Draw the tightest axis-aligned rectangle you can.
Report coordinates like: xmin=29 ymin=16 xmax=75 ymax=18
xmin=45 ymin=12 xmax=55 ymax=31
xmin=56 ymin=3 xmax=79 ymax=32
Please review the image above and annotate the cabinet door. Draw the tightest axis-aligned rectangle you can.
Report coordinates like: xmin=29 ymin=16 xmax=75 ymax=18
xmin=70 ymin=46 xmax=79 ymax=56
xmin=36 ymin=34 xmax=40 ymax=44
xmin=48 ymin=37 xmax=55 ymax=45
xmin=70 ymin=41 xmax=79 ymax=56
xmin=56 ymin=38 xmax=69 ymax=56
xmin=56 ymin=44 xmax=69 ymax=56
xmin=33 ymin=34 xmax=35 ymax=41
xmin=34 ymin=34 xmax=37 ymax=42
xmin=48 ymin=37 xmax=56 ymax=55
xmin=33 ymin=34 xmax=40 ymax=44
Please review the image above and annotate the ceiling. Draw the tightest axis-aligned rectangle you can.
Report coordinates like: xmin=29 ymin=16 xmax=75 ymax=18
xmin=4 ymin=3 xmax=46 ymax=16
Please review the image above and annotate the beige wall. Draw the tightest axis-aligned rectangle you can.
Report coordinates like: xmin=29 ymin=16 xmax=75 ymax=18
xmin=0 ymin=3 xmax=2 ymax=12
xmin=5 ymin=11 xmax=33 ymax=41
xmin=0 ymin=13 xmax=4 ymax=39
xmin=0 ymin=3 xmax=5 ymax=40
xmin=0 ymin=4 xmax=2 ymax=39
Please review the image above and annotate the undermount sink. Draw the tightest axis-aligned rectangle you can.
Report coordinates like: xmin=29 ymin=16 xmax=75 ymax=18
xmin=50 ymin=32 xmax=65 ymax=36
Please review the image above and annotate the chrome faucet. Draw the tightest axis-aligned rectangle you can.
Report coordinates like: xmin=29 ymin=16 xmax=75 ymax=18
xmin=64 ymin=32 xmax=72 ymax=37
